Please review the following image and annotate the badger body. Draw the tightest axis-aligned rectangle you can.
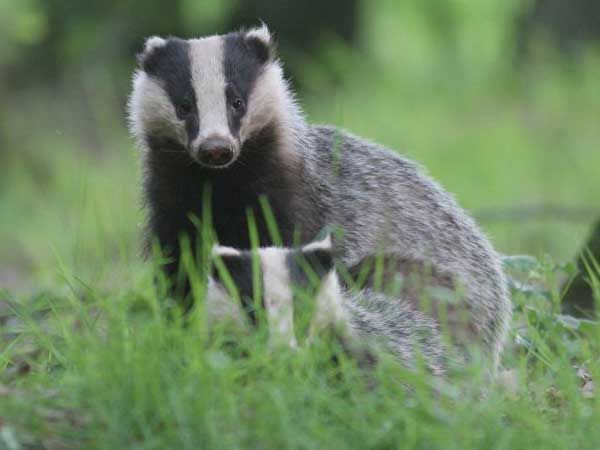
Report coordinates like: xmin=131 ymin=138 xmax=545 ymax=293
xmin=209 ymin=238 xmax=446 ymax=374
xmin=128 ymin=26 xmax=511 ymax=370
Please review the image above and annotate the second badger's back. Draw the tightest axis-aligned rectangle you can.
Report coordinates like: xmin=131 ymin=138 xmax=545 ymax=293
xmin=207 ymin=237 xmax=446 ymax=374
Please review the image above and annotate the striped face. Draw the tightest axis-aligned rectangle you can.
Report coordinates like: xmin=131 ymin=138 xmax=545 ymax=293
xmin=207 ymin=236 xmax=348 ymax=348
xmin=129 ymin=26 xmax=286 ymax=169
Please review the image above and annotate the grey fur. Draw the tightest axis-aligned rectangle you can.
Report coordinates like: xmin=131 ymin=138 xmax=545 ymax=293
xmin=345 ymin=288 xmax=446 ymax=374
xmin=207 ymin=242 xmax=446 ymax=374
xmin=129 ymin=27 xmax=512 ymax=373
xmin=298 ymin=126 xmax=511 ymax=371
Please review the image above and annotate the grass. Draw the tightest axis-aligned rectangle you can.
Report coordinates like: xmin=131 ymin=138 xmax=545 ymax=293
xmin=0 ymin=252 xmax=599 ymax=449
xmin=2 ymin=2 xmax=600 ymax=447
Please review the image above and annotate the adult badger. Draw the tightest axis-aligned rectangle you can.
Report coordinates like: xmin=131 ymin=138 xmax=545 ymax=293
xmin=128 ymin=26 xmax=511 ymax=370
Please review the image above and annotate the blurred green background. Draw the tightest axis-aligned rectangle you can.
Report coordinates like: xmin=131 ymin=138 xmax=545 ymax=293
xmin=1 ymin=0 xmax=599 ymax=292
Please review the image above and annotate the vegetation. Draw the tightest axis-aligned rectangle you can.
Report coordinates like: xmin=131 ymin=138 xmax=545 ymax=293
xmin=1 ymin=1 xmax=599 ymax=448
xmin=1 ymin=247 xmax=599 ymax=449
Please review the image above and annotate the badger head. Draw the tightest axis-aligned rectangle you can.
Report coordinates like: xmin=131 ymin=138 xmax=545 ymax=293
xmin=128 ymin=25 xmax=299 ymax=169
xmin=207 ymin=235 xmax=346 ymax=348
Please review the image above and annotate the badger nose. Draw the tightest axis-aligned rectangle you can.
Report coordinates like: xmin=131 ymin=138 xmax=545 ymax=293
xmin=194 ymin=137 xmax=236 ymax=168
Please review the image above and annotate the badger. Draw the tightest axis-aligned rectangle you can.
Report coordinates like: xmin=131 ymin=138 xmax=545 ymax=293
xmin=208 ymin=236 xmax=446 ymax=374
xmin=128 ymin=25 xmax=511 ymax=371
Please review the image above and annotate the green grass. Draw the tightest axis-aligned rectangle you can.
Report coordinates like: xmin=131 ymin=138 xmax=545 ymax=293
xmin=1 ymin=254 xmax=599 ymax=449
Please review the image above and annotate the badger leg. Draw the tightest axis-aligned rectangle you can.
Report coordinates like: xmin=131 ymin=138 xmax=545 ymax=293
xmin=264 ymin=291 xmax=298 ymax=349
xmin=261 ymin=249 xmax=298 ymax=349
xmin=205 ymin=278 xmax=248 ymax=327
xmin=308 ymin=271 xmax=351 ymax=341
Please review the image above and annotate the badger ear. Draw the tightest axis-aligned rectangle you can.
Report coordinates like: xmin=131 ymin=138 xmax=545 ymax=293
xmin=212 ymin=244 xmax=242 ymax=258
xmin=137 ymin=36 xmax=167 ymax=72
xmin=300 ymin=234 xmax=334 ymax=276
xmin=244 ymin=23 xmax=275 ymax=64
xmin=210 ymin=245 xmax=242 ymax=280
xmin=301 ymin=234 xmax=332 ymax=253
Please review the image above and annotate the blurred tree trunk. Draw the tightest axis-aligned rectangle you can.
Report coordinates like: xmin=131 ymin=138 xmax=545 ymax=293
xmin=227 ymin=0 xmax=358 ymax=50
xmin=562 ymin=219 xmax=600 ymax=317
xmin=225 ymin=0 xmax=359 ymax=84
xmin=519 ymin=0 xmax=600 ymax=56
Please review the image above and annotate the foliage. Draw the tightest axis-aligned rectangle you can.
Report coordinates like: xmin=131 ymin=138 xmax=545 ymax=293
xmin=1 ymin=251 xmax=599 ymax=449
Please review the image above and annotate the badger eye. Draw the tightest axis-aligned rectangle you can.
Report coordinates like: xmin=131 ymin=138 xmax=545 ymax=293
xmin=231 ymin=98 xmax=244 ymax=110
xmin=177 ymin=97 xmax=193 ymax=117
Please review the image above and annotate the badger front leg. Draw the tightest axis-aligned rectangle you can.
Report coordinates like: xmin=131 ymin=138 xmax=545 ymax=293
xmin=307 ymin=272 xmax=378 ymax=368
xmin=308 ymin=271 xmax=351 ymax=341
xmin=263 ymin=288 xmax=298 ymax=350
xmin=261 ymin=248 xmax=299 ymax=349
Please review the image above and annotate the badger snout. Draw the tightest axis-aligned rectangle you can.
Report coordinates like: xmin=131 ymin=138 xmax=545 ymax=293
xmin=192 ymin=137 xmax=237 ymax=168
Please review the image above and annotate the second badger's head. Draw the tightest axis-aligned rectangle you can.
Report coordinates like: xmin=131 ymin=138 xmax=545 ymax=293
xmin=207 ymin=235 xmax=347 ymax=348
xmin=129 ymin=25 xmax=295 ymax=169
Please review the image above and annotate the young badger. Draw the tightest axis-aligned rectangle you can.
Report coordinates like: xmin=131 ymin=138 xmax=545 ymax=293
xmin=208 ymin=237 xmax=446 ymax=374
xmin=128 ymin=26 xmax=511 ymax=370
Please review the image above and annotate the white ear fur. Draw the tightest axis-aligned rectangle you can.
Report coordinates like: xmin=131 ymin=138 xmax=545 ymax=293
xmin=212 ymin=245 xmax=242 ymax=257
xmin=143 ymin=36 xmax=167 ymax=54
xmin=245 ymin=23 xmax=271 ymax=47
xmin=301 ymin=234 xmax=332 ymax=253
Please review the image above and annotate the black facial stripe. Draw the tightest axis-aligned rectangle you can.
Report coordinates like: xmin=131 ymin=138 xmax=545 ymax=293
xmin=185 ymin=108 xmax=199 ymax=143
xmin=213 ymin=252 xmax=260 ymax=325
xmin=287 ymin=248 xmax=334 ymax=291
xmin=223 ymin=33 xmax=266 ymax=138
xmin=305 ymin=249 xmax=334 ymax=276
xmin=287 ymin=251 xmax=309 ymax=290
xmin=141 ymin=38 xmax=199 ymax=142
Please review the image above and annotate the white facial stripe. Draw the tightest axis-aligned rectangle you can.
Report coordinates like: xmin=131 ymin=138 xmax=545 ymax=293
xmin=128 ymin=71 xmax=185 ymax=145
xmin=239 ymin=65 xmax=282 ymax=143
xmin=261 ymin=248 xmax=298 ymax=349
xmin=189 ymin=37 xmax=231 ymax=144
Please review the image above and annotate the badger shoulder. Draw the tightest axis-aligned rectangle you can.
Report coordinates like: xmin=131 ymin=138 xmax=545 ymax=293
xmin=303 ymin=124 xmax=490 ymax=258
xmin=304 ymin=124 xmax=511 ymax=365
xmin=305 ymin=124 xmax=461 ymax=209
